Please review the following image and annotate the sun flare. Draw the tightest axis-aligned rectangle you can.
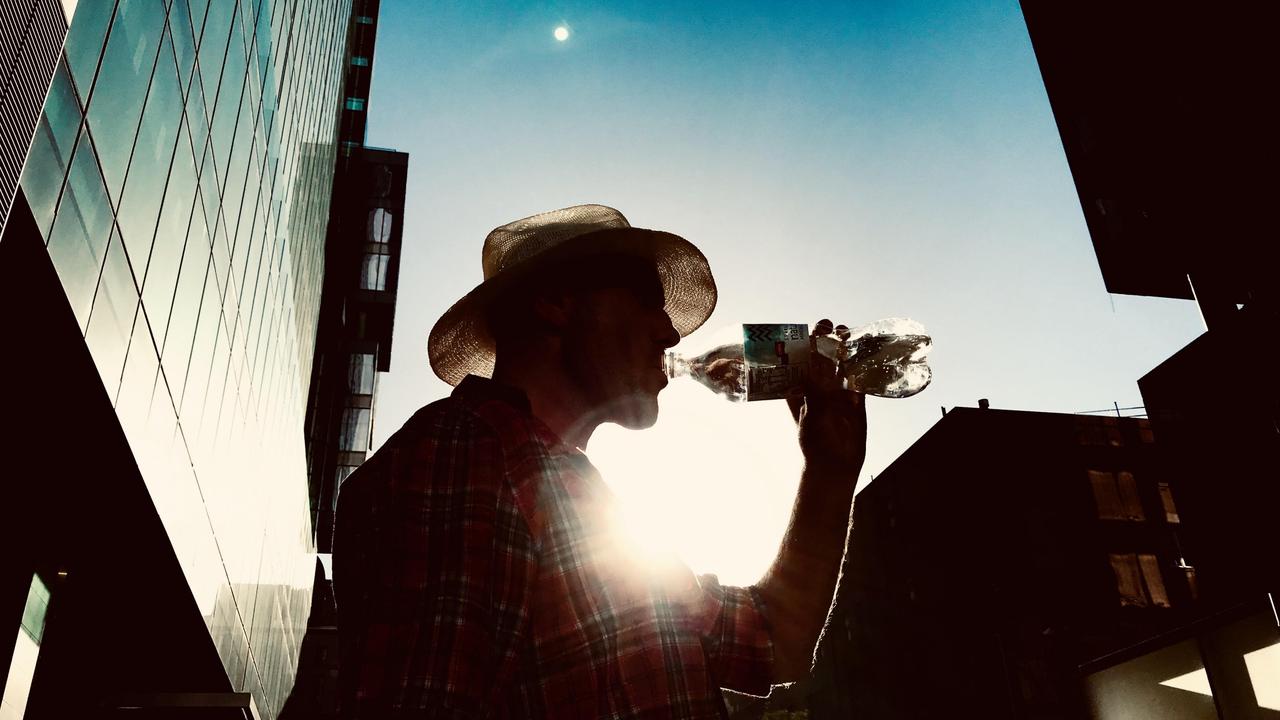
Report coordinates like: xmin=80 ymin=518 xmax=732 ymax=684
xmin=554 ymin=26 xmax=570 ymax=42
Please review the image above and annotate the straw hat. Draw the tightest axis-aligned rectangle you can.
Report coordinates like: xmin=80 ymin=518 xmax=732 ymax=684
xmin=428 ymin=204 xmax=718 ymax=386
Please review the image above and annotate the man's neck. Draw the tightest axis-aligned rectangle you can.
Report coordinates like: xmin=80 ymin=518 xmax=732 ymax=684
xmin=491 ymin=353 xmax=601 ymax=451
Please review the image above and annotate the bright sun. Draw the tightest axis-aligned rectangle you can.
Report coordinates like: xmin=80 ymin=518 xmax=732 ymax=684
xmin=554 ymin=26 xmax=570 ymax=42
xmin=589 ymin=364 xmax=805 ymax=586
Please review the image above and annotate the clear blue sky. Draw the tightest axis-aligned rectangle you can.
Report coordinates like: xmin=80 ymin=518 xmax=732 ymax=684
xmin=364 ymin=0 xmax=1206 ymax=583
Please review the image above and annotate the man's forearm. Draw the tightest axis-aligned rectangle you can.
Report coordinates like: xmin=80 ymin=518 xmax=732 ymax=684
xmin=754 ymin=459 xmax=859 ymax=683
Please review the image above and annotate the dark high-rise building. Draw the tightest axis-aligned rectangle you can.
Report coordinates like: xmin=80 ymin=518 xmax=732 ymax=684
xmin=0 ymin=0 xmax=69 ymax=231
xmin=1 ymin=0 xmax=360 ymax=717
xmin=282 ymin=2 xmax=406 ymax=717
xmin=800 ymin=405 xmax=1277 ymax=719
xmin=1020 ymin=0 xmax=1279 ymax=629
xmin=1018 ymin=0 xmax=1277 ymax=314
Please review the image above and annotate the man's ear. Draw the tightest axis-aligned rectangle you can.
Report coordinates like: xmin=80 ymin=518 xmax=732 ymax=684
xmin=530 ymin=291 xmax=575 ymax=332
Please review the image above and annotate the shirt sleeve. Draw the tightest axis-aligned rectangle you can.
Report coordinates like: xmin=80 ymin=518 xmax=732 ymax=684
xmin=337 ymin=410 xmax=536 ymax=717
xmin=695 ymin=573 xmax=776 ymax=697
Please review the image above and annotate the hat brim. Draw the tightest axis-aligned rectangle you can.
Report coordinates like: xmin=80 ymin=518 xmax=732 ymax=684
xmin=428 ymin=227 xmax=717 ymax=386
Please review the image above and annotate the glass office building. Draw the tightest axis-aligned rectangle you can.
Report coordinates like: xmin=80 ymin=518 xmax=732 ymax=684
xmin=0 ymin=0 xmax=69 ymax=230
xmin=1 ymin=0 xmax=354 ymax=717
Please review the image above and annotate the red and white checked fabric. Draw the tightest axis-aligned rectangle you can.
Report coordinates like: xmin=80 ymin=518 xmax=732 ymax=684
xmin=333 ymin=376 xmax=775 ymax=718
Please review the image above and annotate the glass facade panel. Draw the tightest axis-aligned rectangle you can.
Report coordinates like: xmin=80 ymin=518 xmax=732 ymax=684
xmin=162 ymin=217 xmax=209 ymax=406
xmin=1115 ymin=471 xmax=1145 ymax=521
xmin=20 ymin=61 xmax=82 ymax=237
xmin=1108 ymin=553 xmax=1147 ymax=608
xmin=141 ymin=122 xmax=199 ymax=347
xmin=85 ymin=231 xmax=140 ymax=400
xmin=359 ymin=252 xmax=388 ymax=290
xmin=116 ymin=31 xmax=182 ymax=271
xmin=169 ymin=0 xmax=199 ymax=92
xmin=338 ymin=407 xmax=371 ymax=452
xmin=1137 ymin=554 xmax=1171 ymax=608
xmin=348 ymin=352 xmax=375 ymax=395
xmin=62 ymin=0 xmax=114 ymax=94
xmin=209 ymin=5 xmax=247 ymax=187
xmin=17 ymin=0 xmax=355 ymax=714
xmin=85 ymin=0 xmax=164 ymax=200
xmin=368 ymin=207 xmax=391 ymax=243
xmin=45 ymin=126 xmax=113 ymax=330
xmin=1158 ymin=482 xmax=1180 ymax=523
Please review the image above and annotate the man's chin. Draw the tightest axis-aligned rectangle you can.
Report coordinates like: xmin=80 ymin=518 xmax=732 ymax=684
xmin=612 ymin=394 xmax=660 ymax=430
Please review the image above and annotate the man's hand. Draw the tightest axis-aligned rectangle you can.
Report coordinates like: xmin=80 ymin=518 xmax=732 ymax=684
xmin=758 ymin=318 xmax=868 ymax=683
xmin=786 ymin=319 xmax=868 ymax=471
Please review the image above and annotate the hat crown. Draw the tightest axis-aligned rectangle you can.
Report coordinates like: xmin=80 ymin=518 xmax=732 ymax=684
xmin=482 ymin=204 xmax=631 ymax=280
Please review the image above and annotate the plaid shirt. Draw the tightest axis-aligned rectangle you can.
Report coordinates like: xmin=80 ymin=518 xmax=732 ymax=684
xmin=333 ymin=376 xmax=775 ymax=718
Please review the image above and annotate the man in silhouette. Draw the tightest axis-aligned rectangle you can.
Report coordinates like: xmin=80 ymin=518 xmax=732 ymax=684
xmin=334 ymin=205 xmax=866 ymax=718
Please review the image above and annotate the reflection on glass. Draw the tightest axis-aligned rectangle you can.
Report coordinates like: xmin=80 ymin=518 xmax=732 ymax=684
xmin=1 ymin=575 xmax=51 ymax=720
xmin=117 ymin=32 xmax=183 ymax=270
xmin=209 ymin=6 xmax=247 ymax=186
xmin=368 ymin=208 xmax=392 ymax=243
xmin=360 ymin=253 xmax=388 ymax=290
xmin=339 ymin=407 xmax=372 ymax=452
xmin=45 ymin=126 xmax=113 ymax=330
xmin=1107 ymin=552 xmax=1172 ymax=609
xmin=348 ymin=353 xmax=375 ymax=394
xmin=116 ymin=309 xmax=160 ymax=448
xmin=1138 ymin=554 xmax=1171 ymax=608
xmin=142 ymin=124 xmax=199 ymax=348
xmin=85 ymin=0 xmax=163 ymax=201
xmin=162 ymin=209 xmax=210 ymax=402
xmin=180 ymin=270 xmax=221 ymax=425
xmin=20 ymin=60 xmax=83 ymax=237
xmin=169 ymin=0 xmax=198 ymax=92
xmin=1116 ymin=472 xmax=1145 ymax=521
xmin=62 ymin=0 xmax=113 ymax=95
xmin=85 ymin=231 xmax=140 ymax=401
xmin=1158 ymin=483 xmax=1180 ymax=524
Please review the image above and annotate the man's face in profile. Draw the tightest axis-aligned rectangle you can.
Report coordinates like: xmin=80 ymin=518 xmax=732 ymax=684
xmin=562 ymin=269 xmax=680 ymax=430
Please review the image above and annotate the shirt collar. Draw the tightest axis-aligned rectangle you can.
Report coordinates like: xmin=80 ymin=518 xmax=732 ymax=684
xmin=454 ymin=374 xmax=533 ymax=414
xmin=453 ymin=375 xmax=589 ymax=459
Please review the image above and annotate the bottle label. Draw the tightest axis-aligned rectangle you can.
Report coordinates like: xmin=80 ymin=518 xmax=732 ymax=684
xmin=742 ymin=324 xmax=810 ymax=401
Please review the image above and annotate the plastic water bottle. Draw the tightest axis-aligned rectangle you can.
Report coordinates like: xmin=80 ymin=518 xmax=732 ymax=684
xmin=664 ymin=318 xmax=932 ymax=401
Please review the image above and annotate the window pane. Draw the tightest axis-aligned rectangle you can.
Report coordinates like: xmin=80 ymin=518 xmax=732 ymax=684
xmin=368 ymin=208 xmax=392 ymax=244
xmin=86 ymin=231 xmax=140 ymax=401
xmin=1109 ymin=553 xmax=1148 ymax=608
xmin=63 ymin=0 xmax=115 ymax=93
xmin=344 ymin=97 xmax=365 ymax=111
xmin=45 ymin=127 xmax=114 ymax=330
xmin=1138 ymin=554 xmax=1171 ymax=608
xmin=1116 ymin=471 xmax=1145 ymax=521
xmin=142 ymin=123 xmax=198 ymax=348
xmin=197 ymin=0 xmax=235 ymax=114
xmin=1158 ymin=483 xmax=1180 ymax=524
xmin=161 ymin=217 xmax=210 ymax=403
xmin=85 ymin=0 xmax=164 ymax=201
xmin=208 ymin=5 xmax=247 ymax=186
xmin=169 ymin=0 xmax=198 ymax=92
xmin=360 ymin=253 xmax=388 ymax=291
xmin=338 ymin=407 xmax=372 ymax=452
xmin=351 ymin=56 xmax=370 ymax=67
xmin=348 ymin=353 xmax=375 ymax=395
xmin=117 ymin=31 xmax=182 ymax=272
xmin=1089 ymin=470 xmax=1123 ymax=521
